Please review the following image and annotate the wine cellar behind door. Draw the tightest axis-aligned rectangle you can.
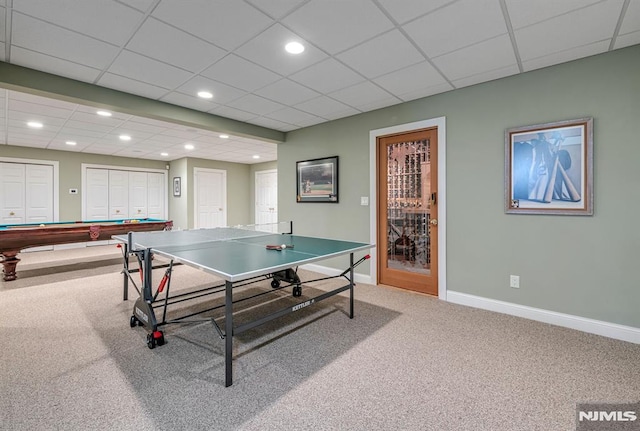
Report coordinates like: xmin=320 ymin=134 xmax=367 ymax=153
xmin=386 ymin=139 xmax=431 ymax=274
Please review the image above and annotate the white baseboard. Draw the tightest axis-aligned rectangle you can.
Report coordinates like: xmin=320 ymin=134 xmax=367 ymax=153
xmin=447 ymin=290 xmax=640 ymax=344
xmin=300 ymin=263 xmax=373 ymax=285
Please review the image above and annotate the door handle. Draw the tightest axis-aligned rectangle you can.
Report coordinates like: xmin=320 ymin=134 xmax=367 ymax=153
xmin=430 ymin=219 xmax=438 ymax=226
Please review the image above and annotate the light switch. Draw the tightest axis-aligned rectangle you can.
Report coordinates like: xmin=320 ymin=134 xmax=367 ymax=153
xmin=360 ymin=196 xmax=369 ymax=206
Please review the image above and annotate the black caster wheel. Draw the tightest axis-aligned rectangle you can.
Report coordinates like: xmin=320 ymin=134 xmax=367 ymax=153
xmin=271 ymin=279 xmax=280 ymax=288
xmin=293 ymin=285 xmax=302 ymax=297
xmin=146 ymin=333 xmax=156 ymax=349
xmin=130 ymin=315 xmax=138 ymax=328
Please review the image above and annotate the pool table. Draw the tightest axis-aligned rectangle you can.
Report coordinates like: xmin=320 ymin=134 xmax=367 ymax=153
xmin=0 ymin=218 xmax=172 ymax=281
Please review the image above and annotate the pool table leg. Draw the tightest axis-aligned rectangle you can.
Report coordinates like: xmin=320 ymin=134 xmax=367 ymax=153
xmin=1 ymin=251 xmax=20 ymax=281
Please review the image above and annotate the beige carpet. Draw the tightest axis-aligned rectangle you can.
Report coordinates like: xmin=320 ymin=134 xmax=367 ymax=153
xmin=1 ymin=246 xmax=639 ymax=431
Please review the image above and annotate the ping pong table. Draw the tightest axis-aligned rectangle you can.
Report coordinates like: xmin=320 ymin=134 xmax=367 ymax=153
xmin=113 ymin=223 xmax=372 ymax=386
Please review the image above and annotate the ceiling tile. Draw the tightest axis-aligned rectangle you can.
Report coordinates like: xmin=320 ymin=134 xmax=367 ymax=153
xmin=123 ymin=0 xmax=156 ymax=13
xmin=451 ymin=64 xmax=520 ymax=89
xmin=227 ymin=94 xmax=286 ymax=116
xmin=522 ymin=41 xmax=610 ymax=72
xmin=160 ymin=92 xmax=221 ymax=113
xmin=174 ymin=75 xmax=247 ymax=104
xmin=337 ymin=30 xmax=425 ymax=79
xmin=619 ymin=0 xmax=640 ymax=35
xmin=151 ymin=0 xmax=273 ymax=50
xmin=108 ymin=50 xmax=194 ymax=90
xmin=235 ymin=24 xmax=328 ymax=76
xmin=248 ymin=116 xmax=296 ymax=132
xmin=376 ymin=0 xmax=453 ymax=24
xmin=329 ymin=81 xmax=398 ymax=111
xmin=283 ymin=0 xmax=394 ymax=54
xmin=294 ymin=96 xmax=360 ymax=120
xmin=13 ymin=0 xmax=144 ymax=45
xmin=201 ymin=54 xmax=281 ymax=92
xmin=9 ymin=47 xmax=102 ymax=83
xmin=433 ymin=35 xmax=516 ymax=81
xmin=264 ymin=107 xmax=323 ymax=127
xmin=210 ymin=105 xmax=258 ymax=123
xmin=515 ymin=1 xmax=624 ymax=61
xmin=373 ymin=61 xmax=452 ymax=101
xmin=614 ymin=31 xmax=640 ymax=49
xmin=289 ymin=58 xmax=365 ymax=93
xmin=126 ymin=18 xmax=227 ymax=73
xmin=11 ymin=13 xmax=119 ymax=69
xmin=8 ymin=99 xmax=74 ymax=119
xmin=245 ymin=0 xmax=307 ymax=19
xmin=254 ymin=79 xmax=320 ymax=105
xmin=403 ymin=0 xmax=508 ymax=58
xmin=98 ymin=73 xmax=169 ymax=100
xmin=505 ymin=0 xmax=603 ymax=29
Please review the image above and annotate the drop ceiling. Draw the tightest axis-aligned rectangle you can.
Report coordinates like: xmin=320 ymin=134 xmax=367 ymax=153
xmin=1 ymin=0 xmax=638 ymax=164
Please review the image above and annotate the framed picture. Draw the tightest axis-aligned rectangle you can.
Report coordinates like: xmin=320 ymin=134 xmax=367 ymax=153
xmin=173 ymin=177 xmax=181 ymax=197
xmin=505 ymin=117 xmax=593 ymax=215
xmin=296 ymin=156 xmax=339 ymax=203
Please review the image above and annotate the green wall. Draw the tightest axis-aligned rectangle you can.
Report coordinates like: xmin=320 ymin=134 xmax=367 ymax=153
xmin=280 ymin=44 xmax=640 ymax=328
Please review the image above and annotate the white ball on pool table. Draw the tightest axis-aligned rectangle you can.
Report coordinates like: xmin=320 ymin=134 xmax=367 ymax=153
xmin=39 ymin=224 xmax=45 ymax=227
xmin=281 ymin=244 xmax=287 ymax=249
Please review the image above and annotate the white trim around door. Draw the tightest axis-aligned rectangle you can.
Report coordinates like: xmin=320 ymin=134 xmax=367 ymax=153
xmin=369 ymin=117 xmax=447 ymax=300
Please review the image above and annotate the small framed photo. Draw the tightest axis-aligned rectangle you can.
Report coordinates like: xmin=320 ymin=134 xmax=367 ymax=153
xmin=296 ymin=156 xmax=339 ymax=203
xmin=505 ymin=117 xmax=593 ymax=215
xmin=173 ymin=177 xmax=181 ymax=197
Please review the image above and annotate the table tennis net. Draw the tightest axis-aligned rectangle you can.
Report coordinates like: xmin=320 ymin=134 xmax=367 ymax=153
xmin=123 ymin=221 xmax=292 ymax=250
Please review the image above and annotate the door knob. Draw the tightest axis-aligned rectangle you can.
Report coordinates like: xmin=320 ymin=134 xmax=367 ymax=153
xmin=430 ymin=219 xmax=438 ymax=226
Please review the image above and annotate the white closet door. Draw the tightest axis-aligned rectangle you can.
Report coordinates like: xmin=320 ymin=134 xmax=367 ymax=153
xmin=0 ymin=162 xmax=26 ymax=224
xmin=129 ymin=171 xmax=148 ymax=219
xmin=109 ymin=170 xmax=129 ymax=219
xmin=147 ymin=172 xmax=164 ymax=219
xmin=86 ymin=168 xmax=109 ymax=220
xmin=25 ymin=164 xmax=54 ymax=223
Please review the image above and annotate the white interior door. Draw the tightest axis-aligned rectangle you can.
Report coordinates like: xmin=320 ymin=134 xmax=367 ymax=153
xmin=129 ymin=171 xmax=148 ymax=219
xmin=86 ymin=168 xmax=109 ymax=220
xmin=0 ymin=162 xmax=26 ymax=224
xmin=25 ymin=164 xmax=54 ymax=224
xmin=109 ymin=170 xmax=129 ymax=220
xmin=147 ymin=172 xmax=164 ymax=219
xmin=194 ymin=168 xmax=226 ymax=228
xmin=255 ymin=169 xmax=277 ymax=227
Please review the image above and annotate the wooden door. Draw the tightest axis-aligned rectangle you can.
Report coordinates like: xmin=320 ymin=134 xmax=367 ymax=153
xmin=377 ymin=128 xmax=438 ymax=295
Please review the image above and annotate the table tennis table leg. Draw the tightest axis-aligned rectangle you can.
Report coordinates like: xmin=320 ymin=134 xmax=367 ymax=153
xmin=225 ymin=280 xmax=233 ymax=387
xmin=349 ymin=253 xmax=354 ymax=319
xmin=122 ymin=243 xmax=129 ymax=301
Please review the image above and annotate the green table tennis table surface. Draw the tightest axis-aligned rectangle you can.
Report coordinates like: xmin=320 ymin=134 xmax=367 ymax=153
xmin=113 ymin=228 xmax=371 ymax=282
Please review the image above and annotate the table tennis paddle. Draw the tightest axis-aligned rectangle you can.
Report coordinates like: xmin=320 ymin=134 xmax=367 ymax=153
xmin=266 ymin=244 xmax=294 ymax=251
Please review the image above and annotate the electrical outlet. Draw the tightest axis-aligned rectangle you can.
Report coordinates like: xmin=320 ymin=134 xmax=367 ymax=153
xmin=510 ymin=275 xmax=520 ymax=288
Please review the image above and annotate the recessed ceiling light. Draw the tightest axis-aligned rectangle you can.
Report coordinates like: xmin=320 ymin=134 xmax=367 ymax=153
xmin=252 ymin=155 xmax=260 ymax=159
xmin=119 ymin=135 xmax=131 ymax=141
xmin=197 ymin=91 xmax=213 ymax=99
xmin=97 ymin=110 xmax=112 ymax=117
xmin=285 ymin=41 xmax=305 ymax=54
xmin=161 ymin=152 xmax=169 ymax=157
xmin=27 ymin=121 xmax=43 ymax=128
xmin=65 ymin=141 xmax=77 ymax=146
xmin=184 ymin=143 xmax=194 ymax=150
xmin=219 ymin=134 xmax=229 ymax=139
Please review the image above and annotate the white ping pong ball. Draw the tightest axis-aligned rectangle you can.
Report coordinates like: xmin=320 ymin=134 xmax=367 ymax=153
xmin=281 ymin=244 xmax=287 ymax=249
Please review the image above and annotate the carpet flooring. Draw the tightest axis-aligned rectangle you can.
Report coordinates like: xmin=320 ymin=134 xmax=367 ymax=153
xmin=1 ymin=246 xmax=638 ymax=430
